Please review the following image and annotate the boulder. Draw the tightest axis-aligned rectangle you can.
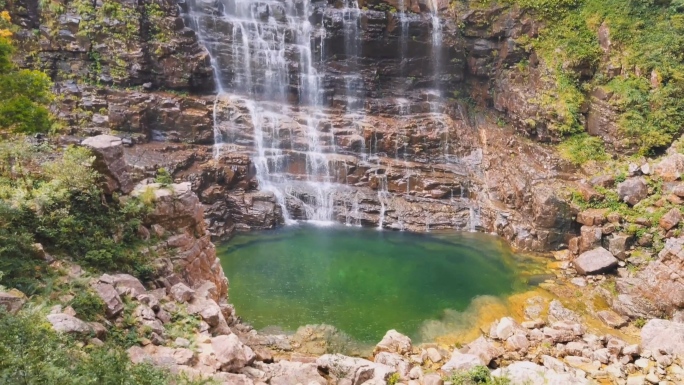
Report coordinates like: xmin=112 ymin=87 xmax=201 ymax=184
xmin=93 ymin=282 xmax=124 ymax=318
xmin=422 ymin=373 xmax=443 ymax=385
xmin=426 ymin=347 xmax=442 ymax=363
xmin=0 ymin=290 xmax=26 ymax=314
xmin=576 ymin=209 xmax=607 ymax=226
xmin=654 ymin=152 xmax=684 ymax=181
xmin=603 ymin=233 xmax=631 ymax=260
xmin=659 ymin=208 xmax=682 ymax=230
xmin=579 ymin=226 xmax=602 ymax=253
xmin=617 ymin=177 xmax=649 ymax=205
xmin=641 ymin=319 xmax=684 ymax=357
xmin=100 ymin=274 xmax=146 ymax=297
xmin=81 ymin=135 xmax=136 ymax=193
xmin=597 ymin=309 xmax=628 ymax=329
xmin=170 ymin=283 xmax=195 ymax=303
xmin=317 ymin=354 xmax=395 ymax=385
xmin=441 ymin=352 xmax=483 ymax=373
xmin=548 ymin=300 xmax=581 ymax=323
xmin=374 ymin=352 xmax=410 ymax=378
xmin=211 ymin=334 xmax=256 ymax=372
xmin=47 ymin=313 xmax=93 ymax=335
xmin=492 ymin=317 xmax=522 ymax=340
xmin=374 ymin=329 xmax=412 ymax=356
xmin=462 ymin=336 xmax=504 ymax=365
xmin=263 ymin=360 xmax=327 ymax=385
xmin=491 ymin=361 xmax=590 ymax=385
xmin=574 ymin=247 xmax=618 ymax=275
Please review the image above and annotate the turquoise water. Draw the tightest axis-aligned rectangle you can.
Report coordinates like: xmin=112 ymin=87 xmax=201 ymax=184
xmin=218 ymin=224 xmax=536 ymax=344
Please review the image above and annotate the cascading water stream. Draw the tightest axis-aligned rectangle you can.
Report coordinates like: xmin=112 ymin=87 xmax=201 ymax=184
xmin=182 ymin=0 xmax=481 ymax=230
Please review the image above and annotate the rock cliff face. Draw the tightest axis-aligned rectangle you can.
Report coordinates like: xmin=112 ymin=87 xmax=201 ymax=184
xmin=8 ymin=0 xmax=589 ymax=251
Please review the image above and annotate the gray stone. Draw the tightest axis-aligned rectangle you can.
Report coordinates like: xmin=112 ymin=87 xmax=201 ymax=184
xmin=597 ymin=309 xmax=628 ymax=328
xmin=211 ymin=334 xmax=256 ymax=372
xmin=93 ymin=282 xmax=124 ymax=318
xmin=492 ymin=361 xmax=590 ymax=385
xmin=426 ymin=347 xmax=442 ymax=363
xmin=441 ymin=352 xmax=483 ymax=373
xmin=659 ymin=208 xmax=682 ymax=231
xmin=463 ymin=336 xmax=504 ymax=365
xmin=618 ymin=177 xmax=649 ymax=205
xmin=374 ymin=329 xmax=412 ymax=356
xmin=317 ymin=354 xmax=394 ymax=385
xmin=422 ymin=373 xmax=443 ymax=385
xmin=574 ymin=247 xmax=618 ymax=275
xmin=641 ymin=319 xmax=684 ymax=358
xmin=170 ymin=283 xmax=195 ymax=303
xmin=47 ymin=313 xmax=93 ymax=335
xmin=605 ymin=234 xmax=632 ymax=260
xmin=548 ymin=300 xmax=581 ymax=323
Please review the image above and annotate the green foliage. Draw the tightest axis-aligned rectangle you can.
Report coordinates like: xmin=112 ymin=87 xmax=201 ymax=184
xmin=558 ymin=133 xmax=608 ymax=165
xmin=503 ymin=0 xmax=684 ymax=154
xmin=0 ymin=37 xmax=53 ymax=133
xmin=0 ymin=139 xmax=155 ymax=292
xmin=69 ymin=290 xmax=105 ymax=321
xmin=387 ymin=372 xmax=401 ymax=385
xmin=444 ymin=365 xmax=510 ymax=385
xmin=0 ymin=309 xmax=210 ymax=385
xmin=154 ymin=168 xmax=173 ymax=186
xmin=634 ymin=317 xmax=646 ymax=328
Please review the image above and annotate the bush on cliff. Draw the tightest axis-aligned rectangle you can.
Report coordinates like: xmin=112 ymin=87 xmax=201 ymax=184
xmin=0 ymin=309 xmax=206 ymax=385
xmin=505 ymin=0 xmax=684 ymax=155
xmin=0 ymin=12 xmax=53 ymax=134
xmin=0 ymin=139 xmax=154 ymax=293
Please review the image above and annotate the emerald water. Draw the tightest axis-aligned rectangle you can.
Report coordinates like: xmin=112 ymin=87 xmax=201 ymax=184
xmin=218 ymin=224 xmax=540 ymax=344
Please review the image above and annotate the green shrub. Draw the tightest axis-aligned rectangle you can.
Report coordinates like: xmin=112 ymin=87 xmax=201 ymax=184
xmin=0 ymin=37 xmax=53 ymax=134
xmin=69 ymin=290 xmax=105 ymax=321
xmin=0 ymin=140 xmax=155 ymax=290
xmin=154 ymin=168 xmax=173 ymax=186
xmin=558 ymin=133 xmax=608 ymax=165
xmin=0 ymin=310 xmax=209 ymax=385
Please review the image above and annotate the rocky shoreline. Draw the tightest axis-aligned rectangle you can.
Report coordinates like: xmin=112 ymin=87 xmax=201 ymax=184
xmin=2 ymin=135 xmax=681 ymax=385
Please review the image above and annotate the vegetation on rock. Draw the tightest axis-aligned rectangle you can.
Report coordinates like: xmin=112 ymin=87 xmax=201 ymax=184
xmin=489 ymin=0 xmax=684 ymax=156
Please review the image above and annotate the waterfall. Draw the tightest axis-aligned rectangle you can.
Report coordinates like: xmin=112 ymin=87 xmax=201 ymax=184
xmin=182 ymin=0 xmax=473 ymax=231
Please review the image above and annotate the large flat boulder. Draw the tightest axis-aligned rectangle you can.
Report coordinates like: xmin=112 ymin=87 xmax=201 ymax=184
xmin=317 ymin=354 xmax=395 ymax=385
xmin=491 ymin=361 xmax=590 ymax=385
xmin=441 ymin=352 xmax=484 ymax=373
xmin=574 ymin=247 xmax=618 ymax=275
xmin=47 ymin=313 xmax=93 ymax=335
xmin=641 ymin=319 xmax=684 ymax=358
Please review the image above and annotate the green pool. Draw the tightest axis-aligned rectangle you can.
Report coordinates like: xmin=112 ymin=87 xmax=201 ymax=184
xmin=218 ymin=224 xmax=538 ymax=344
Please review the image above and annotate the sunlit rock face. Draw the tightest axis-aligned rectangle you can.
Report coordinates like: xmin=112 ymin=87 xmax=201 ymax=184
xmin=8 ymin=0 xmax=577 ymax=250
xmin=165 ymin=0 xmax=576 ymax=250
